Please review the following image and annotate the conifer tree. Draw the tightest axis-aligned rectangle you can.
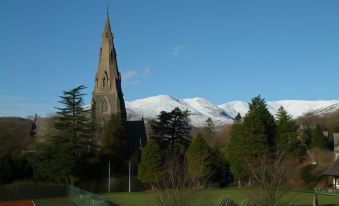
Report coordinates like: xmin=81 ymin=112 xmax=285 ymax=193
xmin=149 ymin=107 xmax=192 ymax=152
xmin=234 ymin=113 xmax=242 ymax=123
xmin=311 ymin=124 xmax=328 ymax=150
xmin=225 ymin=123 xmax=248 ymax=180
xmin=34 ymin=85 xmax=97 ymax=183
xmin=186 ymin=134 xmax=214 ymax=180
xmin=205 ymin=118 xmax=215 ymax=134
xmin=275 ymin=106 xmax=303 ymax=157
xmin=226 ymin=95 xmax=276 ymax=183
xmin=101 ymin=114 xmax=130 ymax=174
xmin=137 ymin=139 xmax=164 ymax=184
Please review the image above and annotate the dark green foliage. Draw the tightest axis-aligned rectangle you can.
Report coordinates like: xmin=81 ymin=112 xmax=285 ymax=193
xmin=130 ymin=150 xmax=141 ymax=176
xmin=210 ymin=148 xmax=227 ymax=183
xmin=300 ymin=126 xmax=312 ymax=148
xmin=33 ymin=85 xmax=97 ymax=184
xmin=0 ymin=154 xmax=33 ymax=184
xmin=137 ymin=139 xmax=164 ymax=184
xmin=300 ymin=164 xmax=322 ymax=189
xmin=234 ymin=113 xmax=242 ymax=123
xmin=247 ymin=96 xmax=276 ymax=148
xmin=276 ymin=106 xmax=305 ymax=158
xmin=0 ymin=118 xmax=35 ymax=183
xmin=205 ymin=117 xmax=215 ymax=134
xmin=311 ymin=124 xmax=329 ymax=150
xmin=186 ymin=134 xmax=215 ymax=180
xmin=149 ymin=107 xmax=192 ymax=152
xmin=225 ymin=123 xmax=249 ymax=180
xmin=101 ymin=114 xmax=130 ymax=174
xmin=226 ymin=95 xmax=276 ymax=181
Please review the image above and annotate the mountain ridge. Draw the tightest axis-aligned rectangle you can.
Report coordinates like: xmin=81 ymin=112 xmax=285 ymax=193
xmin=124 ymin=95 xmax=339 ymax=127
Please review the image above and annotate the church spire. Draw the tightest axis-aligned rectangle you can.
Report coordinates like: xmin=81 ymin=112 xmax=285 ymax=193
xmin=92 ymin=11 xmax=127 ymax=122
xmin=104 ymin=13 xmax=112 ymax=35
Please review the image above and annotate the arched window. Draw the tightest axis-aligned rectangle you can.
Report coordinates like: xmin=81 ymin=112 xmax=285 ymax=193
xmin=102 ymin=71 xmax=108 ymax=87
xmin=101 ymin=97 xmax=110 ymax=114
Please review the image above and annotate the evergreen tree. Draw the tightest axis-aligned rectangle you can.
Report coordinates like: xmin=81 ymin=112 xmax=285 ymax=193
xmin=234 ymin=113 xmax=242 ymax=123
xmin=311 ymin=124 xmax=328 ymax=150
xmin=205 ymin=118 xmax=215 ymax=134
xmin=149 ymin=107 xmax=192 ymax=152
xmin=300 ymin=126 xmax=312 ymax=149
xmin=137 ymin=139 xmax=164 ymax=184
xmin=101 ymin=114 xmax=130 ymax=174
xmin=226 ymin=95 xmax=276 ymax=182
xmin=224 ymin=123 xmax=248 ymax=180
xmin=275 ymin=106 xmax=304 ymax=157
xmin=186 ymin=134 xmax=214 ymax=180
xmin=34 ymin=85 xmax=96 ymax=183
xmin=247 ymin=96 xmax=276 ymax=147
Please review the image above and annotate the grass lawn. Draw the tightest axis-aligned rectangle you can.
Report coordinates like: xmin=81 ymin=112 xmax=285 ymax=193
xmin=102 ymin=188 xmax=339 ymax=206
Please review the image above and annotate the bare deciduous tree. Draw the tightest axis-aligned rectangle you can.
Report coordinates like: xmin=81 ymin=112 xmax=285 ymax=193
xmin=150 ymin=154 xmax=207 ymax=206
xmin=246 ymin=151 xmax=295 ymax=206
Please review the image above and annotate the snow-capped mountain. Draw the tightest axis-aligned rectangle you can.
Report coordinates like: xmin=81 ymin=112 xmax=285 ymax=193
xmin=124 ymin=95 xmax=339 ymax=127
xmin=126 ymin=95 xmax=234 ymax=127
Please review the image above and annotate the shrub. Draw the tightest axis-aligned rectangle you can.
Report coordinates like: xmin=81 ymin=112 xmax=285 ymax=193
xmin=300 ymin=164 xmax=322 ymax=189
xmin=218 ymin=197 xmax=238 ymax=206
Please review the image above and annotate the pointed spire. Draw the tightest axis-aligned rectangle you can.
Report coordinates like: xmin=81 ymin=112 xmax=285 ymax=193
xmin=106 ymin=4 xmax=109 ymax=16
xmin=104 ymin=14 xmax=112 ymax=34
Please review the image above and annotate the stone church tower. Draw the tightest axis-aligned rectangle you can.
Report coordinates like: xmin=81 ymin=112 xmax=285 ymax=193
xmin=91 ymin=13 xmax=148 ymax=149
xmin=91 ymin=14 xmax=127 ymax=124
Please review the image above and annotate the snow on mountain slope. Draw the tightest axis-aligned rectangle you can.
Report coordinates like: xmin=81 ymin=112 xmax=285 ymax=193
xmin=218 ymin=101 xmax=249 ymax=118
xmin=181 ymin=98 xmax=233 ymax=126
xmin=218 ymin=100 xmax=339 ymax=119
xmin=125 ymin=95 xmax=233 ymax=127
xmin=266 ymin=100 xmax=339 ymax=118
xmin=312 ymin=103 xmax=339 ymax=116
xmin=126 ymin=95 xmax=188 ymax=120
xmin=115 ymin=95 xmax=339 ymax=127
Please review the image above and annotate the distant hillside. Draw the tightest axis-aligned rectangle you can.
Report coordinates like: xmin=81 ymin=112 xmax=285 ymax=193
xmin=0 ymin=117 xmax=36 ymax=154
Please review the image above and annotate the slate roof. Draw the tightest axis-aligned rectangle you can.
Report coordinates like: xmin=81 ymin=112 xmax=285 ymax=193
xmin=126 ymin=120 xmax=148 ymax=150
xmin=323 ymin=159 xmax=339 ymax=176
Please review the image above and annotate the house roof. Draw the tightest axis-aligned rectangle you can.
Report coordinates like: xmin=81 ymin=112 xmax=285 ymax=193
xmin=323 ymin=159 xmax=339 ymax=176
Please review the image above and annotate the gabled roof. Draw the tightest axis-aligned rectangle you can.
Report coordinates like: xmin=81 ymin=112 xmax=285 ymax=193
xmin=323 ymin=158 xmax=339 ymax=176
xmin=126 ymin=120 xmax=147 ymax=150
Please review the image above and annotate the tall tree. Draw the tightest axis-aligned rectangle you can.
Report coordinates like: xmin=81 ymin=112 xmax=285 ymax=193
xmin=101 ymin=114 xmax=130 ymax=174
xmin=226 ymin=96 xmax=276 ymax=183
xmin=311 ymin=124 xmax=328 ymax=150
xmin=204 ymin=118 xmax=215 ymax=134
xmin=149 ymin=107 xmax=192 ymax=152
xmin=186 ymin=134 xmax=215 ymax=180
xmin=234 ymin=113 xmax=242 ymax=123
xmin=137 ymin=139 xmax=164 ymax=184
xmin=276 ymin=106 xmax=304 ymax=157
xmin=34 ymin=85 xmax=97 ymax=183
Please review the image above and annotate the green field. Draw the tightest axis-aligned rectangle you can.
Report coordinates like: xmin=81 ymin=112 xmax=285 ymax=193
xmin=102 ymin=188 xmax=339 ymax=206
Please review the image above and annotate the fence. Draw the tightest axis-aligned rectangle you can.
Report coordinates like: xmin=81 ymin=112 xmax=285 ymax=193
xmin=69 ymin=185 xmax=115 ymax=206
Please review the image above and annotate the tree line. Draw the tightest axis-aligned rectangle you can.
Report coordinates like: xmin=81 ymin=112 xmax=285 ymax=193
xmin=0 ymin=86 xmax=334 ymax=192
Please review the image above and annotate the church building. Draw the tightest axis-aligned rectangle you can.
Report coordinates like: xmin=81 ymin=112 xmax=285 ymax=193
xmin=91 ymin=13 xmax=147 ymax=149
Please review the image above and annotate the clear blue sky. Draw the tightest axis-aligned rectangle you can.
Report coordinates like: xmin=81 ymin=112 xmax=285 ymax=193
xmin=1 ymin=0 xmax=339 ymax=117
